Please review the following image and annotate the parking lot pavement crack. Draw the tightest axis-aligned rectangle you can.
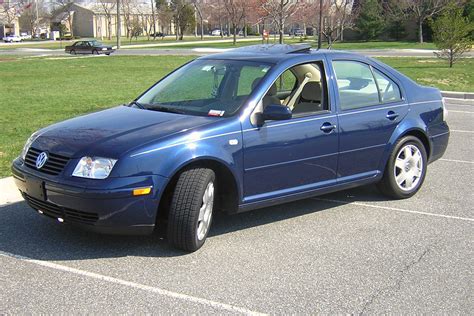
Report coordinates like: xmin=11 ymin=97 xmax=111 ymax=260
xmin=358 ymin=246 xmax=432 ymax=315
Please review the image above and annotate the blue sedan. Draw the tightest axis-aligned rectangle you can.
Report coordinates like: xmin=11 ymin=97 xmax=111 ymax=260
xmin=12 ymin=45 xmax=449 ymax=252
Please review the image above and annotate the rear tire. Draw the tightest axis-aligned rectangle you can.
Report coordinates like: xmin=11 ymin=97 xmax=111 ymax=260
xmin=93 ymin=49 xmax=99 ymax=55
xmin=167 ymin=168 xmax=216 ymax=252
xmin=377 ymin=136 xmax=427 ymax=199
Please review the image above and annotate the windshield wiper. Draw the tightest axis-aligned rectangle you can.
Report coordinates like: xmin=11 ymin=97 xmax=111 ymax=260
xmin=146 ymin=104 xmax=186 ymax=114
xmin=129 ymin=100 xmax=146 ymax=109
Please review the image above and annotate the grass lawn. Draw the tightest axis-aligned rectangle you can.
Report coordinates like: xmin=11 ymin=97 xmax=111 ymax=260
xmin=1 ymin=37 xmax=438 ymax=51
xmin=0 ymin=55 xmax=472 ymax=177
xmin=125 ymin=38 xmax=438 ymax=50
xmin=0 ymin=36 xmax=259 ymax=50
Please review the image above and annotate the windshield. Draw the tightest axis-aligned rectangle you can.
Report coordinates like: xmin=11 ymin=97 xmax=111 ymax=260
xmin=137 ymin=59 xmax=272 ymax=117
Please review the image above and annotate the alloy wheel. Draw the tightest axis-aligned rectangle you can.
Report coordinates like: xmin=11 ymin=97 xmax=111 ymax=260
xmin=393 ymin=144 xmax=423 ymax=191
xmin=197 ymin=181 xmax=214 ymax=240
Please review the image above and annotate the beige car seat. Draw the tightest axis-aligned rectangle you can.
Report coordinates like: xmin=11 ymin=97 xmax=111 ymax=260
xmin=253 ymin=77 xmax=280 ymax=107
xmin=292 ymin=82 xmax=323 ymax=114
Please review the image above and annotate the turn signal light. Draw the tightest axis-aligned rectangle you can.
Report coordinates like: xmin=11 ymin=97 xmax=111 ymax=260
xmin=133 ymin=187 xmax=152 ymax=196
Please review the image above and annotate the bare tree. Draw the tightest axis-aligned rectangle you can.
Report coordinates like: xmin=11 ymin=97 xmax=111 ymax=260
xmin=52 ymin=0 xmax=75 ymax=37
xmin=395 ymin=0 xmax=452 ymax=43
xmin=22 ymin=5 xmax=43 ymax=36
xmin=262 ymin=0 xmax=301 ymax=44
xmin=321 ymin=0 xmax=354 ymax=46
xmin=191 ymin=0 xmax=205 ymax=39
xmin=0 ymin=1 xmax=21 ymax=35
xmin=98 ymin=0 xmax=116 ymax=40
xmin=121 ymin=0 xmax=133 ymax=38
xmin=156 ymin=0 xmax=173 ymax=35
xmin=223 ymin=0 xmax=245 ymax=44
xmin=208 ymin=0 xmax=227 ymax=38
xmin=135 ymin=3 xmax=152 ymax=40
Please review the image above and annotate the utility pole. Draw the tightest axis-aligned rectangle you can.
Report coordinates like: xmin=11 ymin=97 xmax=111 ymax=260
xmin=116 ymin=0 xmax=121 ymax=49
xmin=151 ymin=0 xmax=156 ymax=39
xmin=317 ymin=0 xmax=322 ymax=49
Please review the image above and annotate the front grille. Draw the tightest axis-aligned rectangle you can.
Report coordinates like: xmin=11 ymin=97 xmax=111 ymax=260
xmin=23 ymin=193 xmax=99 ymax=225
xmin=24 ymin=147 xmax=70 ymax=176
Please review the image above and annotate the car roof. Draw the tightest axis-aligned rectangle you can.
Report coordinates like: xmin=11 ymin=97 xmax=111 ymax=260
xmin=198 ymin=44 xmax=369 ymax=64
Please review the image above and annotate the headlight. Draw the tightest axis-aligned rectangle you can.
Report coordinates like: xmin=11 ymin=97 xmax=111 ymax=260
xmin=72 ymin=156 xmax=117 ymax=179
xmin=21 ymin=131 xmax=41 ymax=160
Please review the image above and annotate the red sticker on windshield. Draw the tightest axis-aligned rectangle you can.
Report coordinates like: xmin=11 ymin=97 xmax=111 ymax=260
xmin=208 ymin=110 xmax=225 ymax=117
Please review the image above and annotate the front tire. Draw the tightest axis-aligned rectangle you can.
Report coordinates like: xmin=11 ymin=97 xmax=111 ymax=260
xmin=378 ymin=136 xmax=427 ymax=199
xmin=167 ymin=168 xmax=216 ymax=252
xmin=70 ymin=50 xmax=76 ymax=55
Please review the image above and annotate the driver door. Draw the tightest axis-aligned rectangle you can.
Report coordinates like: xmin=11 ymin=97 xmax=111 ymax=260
xmin=242 ymin=61 xmax=339 ymax=204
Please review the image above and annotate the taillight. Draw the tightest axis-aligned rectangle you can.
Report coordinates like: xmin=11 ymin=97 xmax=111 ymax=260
xmin=442 ymin=97 xmax=448 ymax=122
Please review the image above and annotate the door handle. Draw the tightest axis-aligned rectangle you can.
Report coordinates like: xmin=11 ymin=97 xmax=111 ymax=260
xmin=320 ymin=122 xmax=337 ymax=133
xmin=386 ymin=111 xmax=399 ymax=120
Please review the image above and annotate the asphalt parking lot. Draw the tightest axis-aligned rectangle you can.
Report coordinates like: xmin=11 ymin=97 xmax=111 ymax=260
xmin=0 ymin=99 xmax=472 ymax=314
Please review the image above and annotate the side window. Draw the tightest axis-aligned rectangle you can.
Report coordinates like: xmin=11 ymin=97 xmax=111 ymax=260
xmin=373 ymin=69 xmax=402 ymax=103
xmin=237 ymin=65 xmax=269 ymax=97
xmin=276 ymin=70 xmax=297 ymax=93
xmin=333 ymin=61 xmax=379 ymax=110
xmin=262 ymin=62 xmax=328 ymax=116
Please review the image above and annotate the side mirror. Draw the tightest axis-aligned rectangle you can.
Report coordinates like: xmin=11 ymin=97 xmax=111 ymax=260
xmin=255 ymin=104 xmax=292 ymax=127
xmin=263 ymin=104 xmax=292 ymax=121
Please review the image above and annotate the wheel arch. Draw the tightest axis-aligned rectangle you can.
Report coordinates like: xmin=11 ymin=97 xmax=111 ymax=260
xmin=399 ymin=129 xmax=431 ymax=160
xmin=380 ymin=125 xmax=431 ymax=173
xmin=156 ymin=157 xmax=240 ymax=223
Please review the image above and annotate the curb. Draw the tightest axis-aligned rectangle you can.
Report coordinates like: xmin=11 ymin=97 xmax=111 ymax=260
xmin=441 ymin=91 xmax=474 ymax=100
xmin=0 ymin=177 xmax=22 ymax=206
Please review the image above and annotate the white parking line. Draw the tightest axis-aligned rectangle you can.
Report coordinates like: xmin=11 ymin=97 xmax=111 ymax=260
xmin=0 ymin=251 xmax=266 ymax=316
xmin=450 ymin=130 xmax=474 ymax=133
xmin=444 ymin=98 xmax=474 ymax=105
xmin=439 ymin=158 xmax=474 ymax=164
xmin=312 ymin=198 xmax=474 ymax=222
xmin=448 ymin=110 xmax=474 ymax=114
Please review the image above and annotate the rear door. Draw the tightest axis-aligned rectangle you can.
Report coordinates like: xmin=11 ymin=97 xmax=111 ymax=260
xmin=74 ymin=41 xmax=85 ymax=53
xmin=78 ymin=41 xmax=90 ymax=54
xmin=330 ymin=59 xmax=408 ymax=181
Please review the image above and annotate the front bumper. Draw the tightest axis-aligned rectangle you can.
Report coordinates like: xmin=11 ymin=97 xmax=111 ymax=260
xmin=12 ymin=158 xmax=168 ymax=235
xmin=99 ymin=48 xmax=115 ymax=54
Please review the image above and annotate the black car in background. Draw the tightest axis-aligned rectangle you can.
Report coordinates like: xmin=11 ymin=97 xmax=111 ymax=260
xmin=65 ymin=40 xmax=115 ymax=55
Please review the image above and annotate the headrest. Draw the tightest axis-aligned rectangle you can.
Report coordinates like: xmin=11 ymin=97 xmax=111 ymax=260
xmin=301 ymin=82 xmax=321 ymax=101
xmin=252 ymin=77 xmax=277 ymax=95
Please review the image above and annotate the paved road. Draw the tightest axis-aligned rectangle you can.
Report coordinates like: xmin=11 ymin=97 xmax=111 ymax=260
xmin=0 ymin=99 xmax=473 ymax=314
xmin=2 ymin=46 xmax=473 ymax=58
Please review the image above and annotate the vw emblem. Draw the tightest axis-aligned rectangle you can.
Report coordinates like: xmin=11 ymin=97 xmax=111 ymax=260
xmin=36 ymin=152 xmax=48 ymax=169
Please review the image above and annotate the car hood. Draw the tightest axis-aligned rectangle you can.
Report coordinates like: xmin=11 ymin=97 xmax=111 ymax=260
xmin=32 ymin=106 xmax=219 ymax=158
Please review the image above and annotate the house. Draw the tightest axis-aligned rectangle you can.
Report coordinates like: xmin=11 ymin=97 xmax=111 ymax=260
xmin=51 ymin=2 xmax=170 ymax=39
xmin=0 ymin=1 xmax=21 ymax=36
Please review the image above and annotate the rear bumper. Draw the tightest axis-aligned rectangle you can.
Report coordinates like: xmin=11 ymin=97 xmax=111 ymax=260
xmin=12 ymin=158 xmax=168 ymax=235
xmin=428 ymin=122 xmax=450 ymax=163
